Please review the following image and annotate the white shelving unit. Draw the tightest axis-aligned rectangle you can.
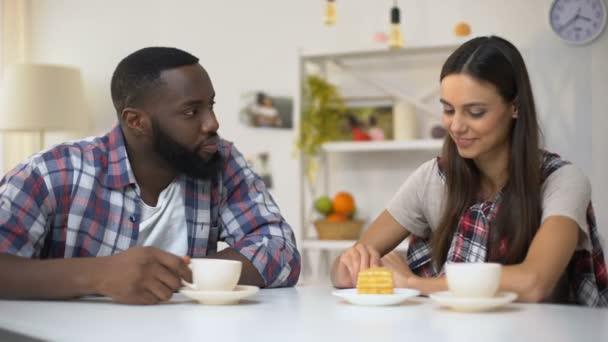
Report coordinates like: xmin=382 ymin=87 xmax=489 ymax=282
xmin=322 ymin=139 xmax=442 ymax=153
xmin=302 ymin=239 xmax=409 ymax=252
xmin=296 ymin=45 xmax=457 ymax=282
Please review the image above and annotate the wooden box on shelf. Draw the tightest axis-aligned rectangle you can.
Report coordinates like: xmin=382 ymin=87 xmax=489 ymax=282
xmin=313 ymin=219 xmax=364 ymax=240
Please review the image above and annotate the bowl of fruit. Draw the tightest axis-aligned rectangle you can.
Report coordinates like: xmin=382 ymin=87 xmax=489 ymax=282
xmin=313 ymin=192 xmax=364 ymax=240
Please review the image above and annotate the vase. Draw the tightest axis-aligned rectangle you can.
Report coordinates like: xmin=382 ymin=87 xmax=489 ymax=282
xmin=392 ymin=101 xmax=417 ymax=140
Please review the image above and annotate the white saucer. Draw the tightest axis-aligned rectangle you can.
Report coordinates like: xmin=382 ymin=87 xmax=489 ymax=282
xmin=332 ymin=288 xmax=421 ymax=306
xmin=179 ymin=285 xmax=259 ymax=305
xmin=429 ymin=291 xmax=518 ymax=312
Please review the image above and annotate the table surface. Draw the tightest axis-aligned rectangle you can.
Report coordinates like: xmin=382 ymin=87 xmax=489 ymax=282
xmin=0 ymin=285 xmax=607 ymax=342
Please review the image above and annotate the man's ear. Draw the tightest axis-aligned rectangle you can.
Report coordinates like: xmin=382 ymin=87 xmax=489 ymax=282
xmin=121 ymin=108 xmax=152 ymax=136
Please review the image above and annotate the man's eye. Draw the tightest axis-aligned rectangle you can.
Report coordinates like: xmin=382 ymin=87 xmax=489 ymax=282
xmin=184 ymin=108 xmax=198 ymax=116
xmin=443 ymin=108 xmax=454 ymax=114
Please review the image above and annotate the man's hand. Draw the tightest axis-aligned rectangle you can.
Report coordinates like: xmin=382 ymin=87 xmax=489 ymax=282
xmin=381 ymin=251 xmax=415 ymax=288
xmin=332 ymin=243 xmax=381 ymax=288
xmin=96 ymin=247 xmax=192 ymax=305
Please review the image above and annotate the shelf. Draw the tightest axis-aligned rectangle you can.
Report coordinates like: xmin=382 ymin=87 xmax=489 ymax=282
xmin=302 ymin=239 xmax=409 ymax=252
xmin=321 ymin=139 xmax=443 ymax=153
xmin=300 ymin=44 xmax=458 ymax=62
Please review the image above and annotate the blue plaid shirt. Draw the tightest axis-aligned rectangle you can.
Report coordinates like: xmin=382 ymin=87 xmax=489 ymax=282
xmin=0 ymin=124 xmax=300 ymax=287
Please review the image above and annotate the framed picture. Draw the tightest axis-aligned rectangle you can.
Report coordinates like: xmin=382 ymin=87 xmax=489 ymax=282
xmin=337 ymin=99 xmax=394 ymax=141
xmin=239 ymin=91 xmax=293 ymax=129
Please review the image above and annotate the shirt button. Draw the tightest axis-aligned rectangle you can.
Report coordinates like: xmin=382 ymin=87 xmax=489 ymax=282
xmin=129 ymin=215 xmax=137 ymax=222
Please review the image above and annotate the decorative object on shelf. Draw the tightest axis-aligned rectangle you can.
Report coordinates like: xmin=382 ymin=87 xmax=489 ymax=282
xmin=431 ymin=124 xmax=447 ymax=139
xmin=392 ymin=101 xmax=417 ymax=140
xmin=313 ymin=191 xmax=363 ymax=240
xmin=454 ymin=22 xmax=472 ymax=37
xmin=374 ymin=31 xmax=388 ymax=43
xmin=388 ymin=0 xmax=404 ymax=49
xmin=296 ymin=75 xmax=345 ymax=185
xmin=324 ymin=0 xmax=337 ymax=26
xmin=549 ymin=0 xmax=606 ymax=45
xmin=332 ymin=191 xmax=356 ymax=217
xmin=314 ymin=196 xmax=333 ymax=215
xmin=347 ymin=114 xmax=371 ymax=141
xmin=339 ymin=101 xmax=393 ymax=141
xmin=367 ymin=115 xmax=386 ymax=141
xmin=314 ymin=219 xmax=363 ymax=240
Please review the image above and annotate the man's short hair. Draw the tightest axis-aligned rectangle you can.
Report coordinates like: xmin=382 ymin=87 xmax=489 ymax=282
xmin=111 ymin=47 xmax=199 ymax=114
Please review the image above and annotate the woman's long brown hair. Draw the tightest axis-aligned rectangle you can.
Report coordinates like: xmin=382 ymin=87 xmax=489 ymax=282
xmin=431 ymin=36 xmax=542 ymax=268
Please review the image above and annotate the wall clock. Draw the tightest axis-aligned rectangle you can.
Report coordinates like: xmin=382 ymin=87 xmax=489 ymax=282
xmin=550 ymin=0 xmax=607 ymax=45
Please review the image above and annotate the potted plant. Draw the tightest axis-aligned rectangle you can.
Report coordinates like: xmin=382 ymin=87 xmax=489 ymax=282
xmin=296 ymin=75 xmax=345 ymax=187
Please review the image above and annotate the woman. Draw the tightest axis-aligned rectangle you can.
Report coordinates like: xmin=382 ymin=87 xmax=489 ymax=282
xmin=330 ymin=36 xmax=607 ymax=306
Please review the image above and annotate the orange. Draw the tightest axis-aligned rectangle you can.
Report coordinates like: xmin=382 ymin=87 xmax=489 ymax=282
xmin=332 ymin=192 xmax=355 ymax=217
xmin=326 ymin=213 xmax=348 ymax=222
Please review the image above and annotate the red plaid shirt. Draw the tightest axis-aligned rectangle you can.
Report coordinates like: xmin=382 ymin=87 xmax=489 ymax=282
xmin=406 ymin=151 xmax=607 ymax=306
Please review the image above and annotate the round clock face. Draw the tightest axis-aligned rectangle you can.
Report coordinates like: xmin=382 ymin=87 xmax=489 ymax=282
xmin=550 ymin=0 xmax=607 ymax=45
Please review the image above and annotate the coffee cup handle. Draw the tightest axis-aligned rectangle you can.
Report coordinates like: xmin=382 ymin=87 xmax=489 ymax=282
xmin=181 ymin=264 xmax=198 ymax=290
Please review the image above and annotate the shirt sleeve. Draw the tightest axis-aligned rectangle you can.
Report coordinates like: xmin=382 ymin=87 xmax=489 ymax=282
xmin=0 ymin=160 xmax=53 ymax=257
xmin=217 ymin=144 xmax=301 ymax=287
xmin=541 ymin=163 xmax=592 ymax=251
xmin=386 ymin=159 xmax=437 ymax=237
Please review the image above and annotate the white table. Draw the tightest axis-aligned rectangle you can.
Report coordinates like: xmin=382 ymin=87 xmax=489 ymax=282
xmin=0 ymin=285 xmax=606 ymax=342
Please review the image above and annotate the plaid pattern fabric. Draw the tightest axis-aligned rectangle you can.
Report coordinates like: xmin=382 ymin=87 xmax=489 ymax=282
xmin=406 ymin=151 xmax=608 ymax=306
xmin=0 ymin=124 xmax=300 ymax=288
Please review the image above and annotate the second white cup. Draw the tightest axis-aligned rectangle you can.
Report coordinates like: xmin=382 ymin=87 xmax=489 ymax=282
xmin=445 ymin=262 xmax=502 ymax=298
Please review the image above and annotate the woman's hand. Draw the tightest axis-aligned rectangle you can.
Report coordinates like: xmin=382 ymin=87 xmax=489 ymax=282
xmin=330 ymin=210 xmax=411 ymax=288
xmin=381 ymin=251 xmax=416 ymax=288
xmin=332 ymin=243 xmax=381 ymax=288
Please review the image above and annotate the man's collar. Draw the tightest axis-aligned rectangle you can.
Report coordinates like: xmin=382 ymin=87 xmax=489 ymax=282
xmin=101 ymin=123 xmax=138 ymax=189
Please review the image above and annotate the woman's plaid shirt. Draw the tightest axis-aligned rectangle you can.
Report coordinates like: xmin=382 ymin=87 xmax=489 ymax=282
xmin=406 ymin=151 xmax=607 ymax=306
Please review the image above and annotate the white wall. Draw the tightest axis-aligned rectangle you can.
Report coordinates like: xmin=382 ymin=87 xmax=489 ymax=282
xmin=24 ymin=0 xmax=608 ymax=246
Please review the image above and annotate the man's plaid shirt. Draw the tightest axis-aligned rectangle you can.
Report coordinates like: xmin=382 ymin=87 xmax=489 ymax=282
xmin=0 ymin=124 xmax=300 ymax=287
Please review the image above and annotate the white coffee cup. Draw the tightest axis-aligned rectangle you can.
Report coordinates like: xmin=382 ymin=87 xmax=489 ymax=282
xmin=181 ymin=259 xmax=242 ymax=292
xmin=445 ymin=262 xmax=502 ymax=298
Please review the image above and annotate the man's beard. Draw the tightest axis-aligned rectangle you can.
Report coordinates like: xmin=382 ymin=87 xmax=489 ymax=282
xmin=151 ymin=120 xmax=222 ymax=180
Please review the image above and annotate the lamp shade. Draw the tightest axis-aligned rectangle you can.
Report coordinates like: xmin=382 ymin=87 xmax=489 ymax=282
xmin=0 ymin=64 xmax=91 ymax=131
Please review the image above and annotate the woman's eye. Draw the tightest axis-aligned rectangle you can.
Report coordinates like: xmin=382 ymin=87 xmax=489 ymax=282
xmin=442 ymin=107 xmax=454 ymax=114
xmin=469 ymin=110 xmax=486 ymax=117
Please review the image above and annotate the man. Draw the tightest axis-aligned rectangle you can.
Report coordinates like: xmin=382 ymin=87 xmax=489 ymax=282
xmin=0 ymin=47 xmax=300 ymax=304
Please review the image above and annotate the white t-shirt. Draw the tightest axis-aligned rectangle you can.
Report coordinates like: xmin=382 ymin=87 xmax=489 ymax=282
xmin=386 ymin=158 xmax=592 ymax=251
xmin=136 ymin=180 xmax=188 ymax=256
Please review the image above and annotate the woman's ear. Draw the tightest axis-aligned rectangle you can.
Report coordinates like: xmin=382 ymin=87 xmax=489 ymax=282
xmin=511 ymin=102 xmax=518 ymax=119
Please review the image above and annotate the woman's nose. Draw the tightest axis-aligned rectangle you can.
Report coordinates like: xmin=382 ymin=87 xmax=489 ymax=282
xmin=450 ymin=111 xmax=467 ymax=133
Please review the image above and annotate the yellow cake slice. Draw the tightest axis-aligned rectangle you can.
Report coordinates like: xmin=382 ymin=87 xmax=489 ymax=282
xmin=356 ymin=267 xmax=394 ymax=294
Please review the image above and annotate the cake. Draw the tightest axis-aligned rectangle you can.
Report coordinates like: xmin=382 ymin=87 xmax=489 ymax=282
xmin=356 ymin=267 xmax=394 ymax=294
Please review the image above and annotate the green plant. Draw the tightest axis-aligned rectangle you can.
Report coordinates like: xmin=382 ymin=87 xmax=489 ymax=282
xmin=296 ymin=75 xmax=346 ymax=184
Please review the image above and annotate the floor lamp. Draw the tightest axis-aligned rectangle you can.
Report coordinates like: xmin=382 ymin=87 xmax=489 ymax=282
xmin=0 ymin=64 xmax=90 ymax=171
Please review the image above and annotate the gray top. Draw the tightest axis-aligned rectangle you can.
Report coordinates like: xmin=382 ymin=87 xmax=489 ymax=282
xmin=387 ymin=159 xmax=592 ymax=251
